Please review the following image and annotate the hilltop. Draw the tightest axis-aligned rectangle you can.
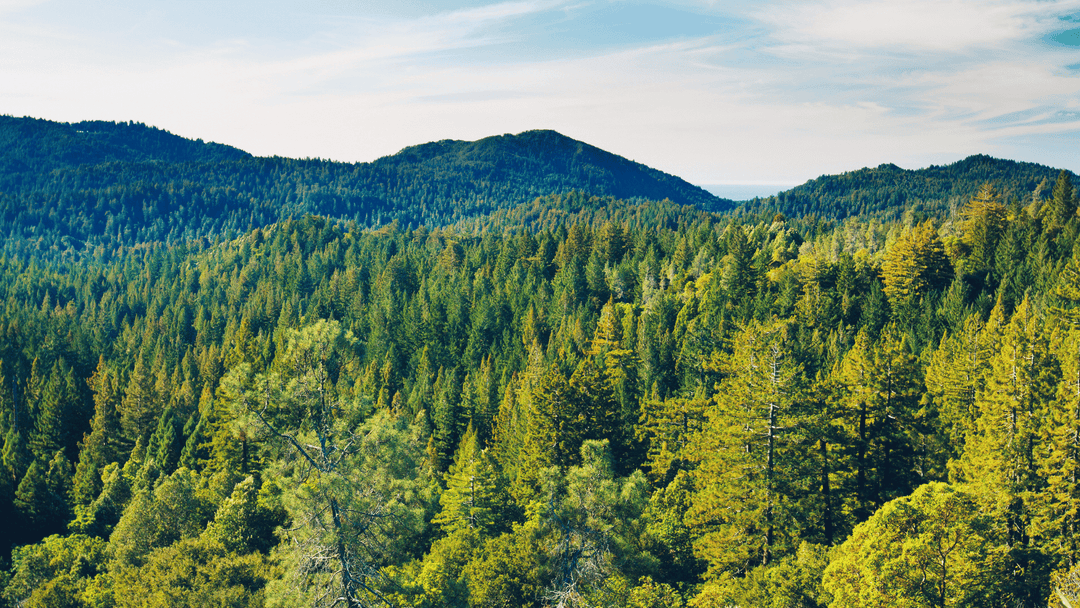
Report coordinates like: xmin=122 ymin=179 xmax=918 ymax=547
xmin=0 ymin=118 xmax=728 ymax=258
xmin=747 ymin=154 xmax=1075 ymax=221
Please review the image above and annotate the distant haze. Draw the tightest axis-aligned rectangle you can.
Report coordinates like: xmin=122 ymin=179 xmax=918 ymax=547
xmin=701 ymin=184 xmax=798 ymax=201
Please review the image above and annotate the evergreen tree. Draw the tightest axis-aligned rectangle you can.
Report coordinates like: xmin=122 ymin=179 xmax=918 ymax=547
xmin=957 ymin=182 xmax=1008 ymax=273
xmin=881 ymin=221 xmax=952 ymax=313
xmin=924 ymin=314 xmax=990 ymax=470
xmin=955 ymin=297 xmax=1058 ymax=604
xmin=1037 ymin=328 xmax=1080 ymax=569
xmin=1052 ymin=170 xmax=1076 ymax=227
xmin=120 ymin=354 xmax=160 ymax=446
xmin=72 ymin=359 xmax=125 ymax=507
xmin=688 ymin=320 xmax=810 ymax=576
xmin=836 ymin=326 xmax=925 ymax=521
xmin=432 ymin=423 xmax=503 ymax=536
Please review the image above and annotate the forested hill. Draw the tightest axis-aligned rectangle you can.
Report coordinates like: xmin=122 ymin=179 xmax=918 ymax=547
xmin=0 ymin=117 xmax=730 ymax=259
xmin=0 ymin=116 xmax=252 ymax=173
xmin=372 ymin=130 xmax=723 ymax=211
xmin=741 ymin=154 xmax=1075 ymax=221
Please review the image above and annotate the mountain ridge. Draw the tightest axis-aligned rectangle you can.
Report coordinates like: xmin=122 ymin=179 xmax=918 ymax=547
xmin=754 ymin=153 xmax=1075 ymax=221
xmin=0 ymin=117 xmax=730 ymax=258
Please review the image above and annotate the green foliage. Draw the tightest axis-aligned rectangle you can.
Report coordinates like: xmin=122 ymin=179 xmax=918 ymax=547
xmin=822 ymin=482 xmax=1004 ymax=607
xmin=881 ymin=221 xmax=952 ymax=312
xmin=111 ymin=537 xmax=274 ymax=608
xmin=432 ymin=423 xmax=505 ymax=536
xmin=0 ymin=146 xmax=1079 ymax=606
xmin=107 ymin=467 xmax=214 ymax=567
xmin=203 ymin=475 xmax=283 ymax=555
xmin=743 ymin=154 xmax=1070 ymax=222
xmin=2 ymin=534 xmax=106 ymax=608
xmin=0 ymin=119 xmax=726 ymax=260
xmin=688 ymin=320 xmax=811 ymax=576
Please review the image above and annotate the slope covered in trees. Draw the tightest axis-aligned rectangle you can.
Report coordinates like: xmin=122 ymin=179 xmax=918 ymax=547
xmin=3 ymin=117 xmax=1080 ymax=607
xmin=743 ymin=154 xmax=1075 ymax=222
xmin=0 ymin=116 xmax=252 ymax=173
xmin=0 ymin=117 xmax=729 ymax=260
xmin=0 ymin=163 xmax=1079 ymax=606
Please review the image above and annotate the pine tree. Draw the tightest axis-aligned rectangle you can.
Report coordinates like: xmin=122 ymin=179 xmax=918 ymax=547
xmin=72 ymin=359 xmax=125 ymax=507
xmin=1052 ymin=170 xmax=1076 ymax=227
xmin=14 ymin=459 xmax=50 ymax=538
xmin=958 ymin=182 xmax=1008 ymax=273
xmin=432 ymin=423 xmax=503 ymax=535
xmin=955 ymin=296 xmax=1058 ymax=604
xmin=1037 ymin=328 xmax=1080 ymax=569
xmin=836 ymin=326 xmax=925 ymax=521
xmin=924 ymin=313 xmax=989 ymax=470
xmin=881 ymin=221 xmax=952 ymax=313
xmin=688 ymin=320 xmax=810 ymax=575
xmin=636 ymin=393 xmax=709 ymax=484
xmin=120 ymin=354 xmax=160 ymax=445
xmin=31 ymin=360 xmax=80 ymax=459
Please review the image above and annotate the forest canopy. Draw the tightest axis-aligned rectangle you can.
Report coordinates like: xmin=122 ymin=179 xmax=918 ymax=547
xmin=1 ymin=120 xmax=1079 ymax=607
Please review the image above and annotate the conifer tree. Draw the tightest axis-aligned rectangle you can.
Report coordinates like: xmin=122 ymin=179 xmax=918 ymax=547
xmin=956 ymin=296 xmax=1058 ymax=603
xmin=2 ymin=421 xmax=30 ymax=490
xmin=924 ymin=314 xmax=989 ymax=469
xmin=1052 ymin=170 xmax=1076 ymax=227
xmin=881 ymin=221 xmax=952 ymax=313
xmin=432 ymin=423 xmax=503 ymax=535
xmin=688 ymin=320 xmax=809 ymax=575
xmin=957 ymin=182 xmax=1008 ymax=273
xmin=637 ymin=393 xmax=709 ymax=484
xmin=836 ymin=326 xmax=925 ymax=521
xmin=31 ymin=360 xmax=80 ymax=459
xmin=1037 ymin=328 xmax=1080 ymax=569
xmin=120 ymin=354 xmax=160 ymax=445
xmin=72 ymin=358 xmax=125 ymax=507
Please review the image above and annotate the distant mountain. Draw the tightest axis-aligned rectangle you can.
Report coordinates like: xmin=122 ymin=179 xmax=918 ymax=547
xmin=0 ymin=116 xmax=251 ymax=173
xmin=374 ymin=130 xmax=724 ymax=211
xmin=742 ymin=155 xmax=1075 ymax=221
xmin=0 ymin=118 xmax=729 ymax=257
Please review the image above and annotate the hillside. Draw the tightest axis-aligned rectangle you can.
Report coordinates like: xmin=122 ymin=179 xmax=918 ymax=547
xmin=3 ymin=116 xmax=1080 ymax=606
xmin=0 ymin=116 xmax=251 ymax=173
xmin=0 ymin=118 xmax=729 ymax=258
xmin=742 ymin=154 xmax=1075 ymax=221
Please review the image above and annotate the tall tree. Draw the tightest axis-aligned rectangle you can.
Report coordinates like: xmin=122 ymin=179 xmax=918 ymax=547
xmin=881 ymin=221 xmax=952 ymax=313
xmin=955 ymin=297 xmax=1058 ymax=604
xmin=688 ymin=320 xmax=810 ymax=576
xmin=1037 ymin=327 xmax=1080 ymax=570
xmin=228 ymin=319 xmax=433 ymax=608
xmin=836 ymin=327 xmax=925 ymax=521
xmin=432 ymin=422 xmax=504 ymax=536
xmin=957 ymin=182 xmax=1007 ymax=273
xmin=1052 ymin=170 xmax=1076 ymax=227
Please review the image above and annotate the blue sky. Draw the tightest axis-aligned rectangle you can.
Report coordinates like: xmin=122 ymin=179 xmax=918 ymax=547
xmin=1 ymin=0 xmax=1078 ymax=188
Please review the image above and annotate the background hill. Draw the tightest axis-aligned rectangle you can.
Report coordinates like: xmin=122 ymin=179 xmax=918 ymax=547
xmin=0 ymin=117 xmax=728 ymax=259
xmin=0 ymin=116 xmax=251 ymax=173
xmin=742 ymin=154 xmax=1076 ymax=221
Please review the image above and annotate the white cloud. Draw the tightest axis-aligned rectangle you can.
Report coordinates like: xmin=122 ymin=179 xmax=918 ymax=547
xmin=0 ymin=0 xmax=48 ymax=12
xmin=1 ymin=0 xmax=1078 ymax=185
xmin=755 ymin=0 xmax=1080 ymax=52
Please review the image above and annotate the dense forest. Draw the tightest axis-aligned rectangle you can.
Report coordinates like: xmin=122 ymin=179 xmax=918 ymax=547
xmin=740 ymin=154 xmax=1075 ymax=223
xmin=0 ymin=117 xmax=726 ymax=261
xmin=2 ymin=119 xmax=1080 ymax=607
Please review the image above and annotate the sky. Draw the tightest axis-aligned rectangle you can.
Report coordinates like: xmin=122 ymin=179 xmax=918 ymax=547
xmin=1 ymin=0 xmax=1079 ymax=192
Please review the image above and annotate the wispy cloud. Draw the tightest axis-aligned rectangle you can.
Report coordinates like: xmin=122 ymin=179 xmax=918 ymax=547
xmin=0 ymin=0 xmax=1077 ymax=184
xmin=755 ymin=0 xmax=1080 ymax=52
